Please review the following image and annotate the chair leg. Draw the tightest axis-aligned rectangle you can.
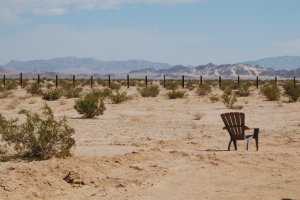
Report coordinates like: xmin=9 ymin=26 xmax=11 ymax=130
xmin=233 ymin=140 xmax=237 ymax=150
xmin=228 ymin=140 xmax=232 ymax=151
xmin=254 ymin=128 xmax=259 ymax=151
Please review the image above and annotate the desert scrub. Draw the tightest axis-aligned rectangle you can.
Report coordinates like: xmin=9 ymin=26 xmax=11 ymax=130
xmin=283 ymin=83 xmax=300 ymax=102
xmin=93 ymin=88 xmax=113 ymax=99
xmin=186 ymin=80 xmax=195 ymax=91
xmin=261 ymin=85 xmax=281 ymax=101
xmin=65 ymin=87 xmax=82 ymax=99
xmin=237 ymin=82 xmax=252 ymax=97
xmin=209 ymin=95 xmax=219 ymax=103
xmin=26 ymin=82 xmax=42 ymax=95
xmin=138 ymin=85 xmax=160 ymax=97
xmin=5 ymin=80 xmax=18 ymax=90
xmin=221 ymin=93 xmax=243 ymax=109
xmin=221 ymin=80 xmax=239 ymax=94
xmin=42 ymin=88 xmax=62 ymax=101
xmin=167 ymin=90 xmax=185 ymax=99
xmin=0 ymin=104 xmax=75 ymax=160
xmin=109 ymin=82 xmax=121 ymax=90
xmin=164 ymin=81 xmax=179 ymax=90
xmin=110 ymin=91 xmax=129 ymax=104
xmin=74 ymin=92 xmax=106 ymax=118
xmin=196 ymin=84 xmax=212 ymax=96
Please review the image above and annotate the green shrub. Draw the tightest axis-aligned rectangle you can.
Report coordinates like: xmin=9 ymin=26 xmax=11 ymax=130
xmin=109 ymin=82 xmax=121 ymax=90
xmin=167 ymin=90 xmax=185 ymax=99
xmin=221 ymin=93 xmax=243 ymax=109
xmin=65 ymin=87 xmax=82 ymax=99
xmin=139 ymin=85 xmax=160 ymax=97
xmin=165 ymin=81 xmax=179 ymax=90
xmin=283 ymin=83 xmax=300 ymax=102
xmin=261 ymin=85 xmax=280 ymax=101
xmin=93 ymin=88 xmax=113 ymax=99
xmin=111 ymin=91 xmax=128 ymax=104
xmin=26 ymin=82 xmax=42 ymax=95
xmin=42 ymin=88 xmax=62 ymax=101
xmin=74 ymin=92 xmax=106 ymax=118
xmin=196 ymin=84 xmax=212 ymax=96
xmin=0 ymin=104 xmax=75 ymax=160
xmin=186 ymin=80 xmax=195 ymax=91
xmin=237 ymin=82 xmax=252 ymax=97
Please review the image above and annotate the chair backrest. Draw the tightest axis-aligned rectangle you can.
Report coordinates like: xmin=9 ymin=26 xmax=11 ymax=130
xmin=221 ymin=112 xmax=245 ymax=140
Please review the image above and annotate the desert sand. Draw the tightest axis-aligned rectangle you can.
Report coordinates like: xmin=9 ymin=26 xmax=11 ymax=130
xmin=0 ymin=84 xmax=299 ymax=200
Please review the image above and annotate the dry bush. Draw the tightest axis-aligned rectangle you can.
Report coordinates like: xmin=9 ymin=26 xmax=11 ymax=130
xmin=109 ymin=82 xmax=121 ymax=90
xmin=164 ymin=81 xmax=180 ymax=90
xmin=221 ymin=93 xmax=243 ymax=110
xmin=110 ymin=91 xmax=129 ymax=104
xmin=26 ymin=82 xmax=42 ymax=96
xmin=93 ymin=88 xmax=113 ymax=99
xmin=209 ymin=95 xmax=219 ymax=103
xmin=283 ymin=83 xmax=300 ymax=102
xmin=193 ymin=113 xmax=203 ymax=120
xmin=237 ymin=82 xmax=252 ymax=97
xmin=138 ymin=85 xmax=160 ymax=97
xmin=261 ymin=85 xmax=281 ymax=101
xmin=5 ymin=80 xmax=19 ymax=90
xmin=0 ymin=104 xmax=75 ymax=160
xmin=186 ymin=80 xmax=196 ymax=91
xmin=0 ymin=90 xmax=13 ymax=99
xmin=74 ymin=92 xmax=106 ymax=118
xmin=42 ymin=88 xmax=62 ymax=101
xmin=167 ymin=90 xmax=185 ymax=99
xmin=196 ymin=84 xmax=212 ymax=96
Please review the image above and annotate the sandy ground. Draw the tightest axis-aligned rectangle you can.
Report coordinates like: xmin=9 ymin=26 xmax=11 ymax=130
xmin=0 ymin=85 xmax=299 ymax=200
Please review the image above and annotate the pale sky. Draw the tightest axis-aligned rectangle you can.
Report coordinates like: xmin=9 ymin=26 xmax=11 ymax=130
xmin=0 ymin=0 xmax=299 ymax=65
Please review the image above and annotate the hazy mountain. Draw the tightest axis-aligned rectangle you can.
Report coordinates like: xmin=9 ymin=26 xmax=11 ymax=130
xmin=4 ymin=57 xmax=172 ymax=74
xmin=243 ymin=56 xmax=300 ymax=70
xmin=0 ymin=66 xmax=15 ymax=75
xmin=130 ymin=63 xmax=277 ymax=77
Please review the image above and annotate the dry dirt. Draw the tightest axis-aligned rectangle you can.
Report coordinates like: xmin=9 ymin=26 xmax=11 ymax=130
xmin=0 ymin=86 xmax=299 ymax=200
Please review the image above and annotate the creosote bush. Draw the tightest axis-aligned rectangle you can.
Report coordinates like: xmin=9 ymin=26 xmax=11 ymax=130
xmin=111 ymin=91 xmax=128 ymax=104
xmin=167 ymin=90 xmax=185 ymax=99
xmin=261 ymin=85 xmax=280 ymax=101
xmin=42 ymin=88 xmax=62 ymax=101
xmin=65 ymin=87 xmax=82 ymax=99
xmin=0 ymin=104 xmax=75 ymax=160
xmin=221 ymin=93 xmax=243 ymax=110
xmin=138 ymin=85 xmax=160 ymax=97
xmin=196 ymin=84 xmax=212 ymax=96
xmin=74 ymin=92 xmax=106 ymax=118
xmin=26 ymin=82 xmax=42 ymax=95
xmin=109 ymin=82 xmax=121 ymax=90
xmin=93 ymin=88 xmax=113 ymax=99
xmin=164 ymin=81 xmax=179 ymax=90
xmin=237 ymin=82 xmax=252 ymax=97
xmin=210 ymin=95 xmax=219 ymax=103
xmin=283 ymin=83 xmax=300 ymax=102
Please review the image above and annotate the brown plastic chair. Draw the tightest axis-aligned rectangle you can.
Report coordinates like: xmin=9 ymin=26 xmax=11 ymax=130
xmin=221 ymin=112 xmax=259 ymax=151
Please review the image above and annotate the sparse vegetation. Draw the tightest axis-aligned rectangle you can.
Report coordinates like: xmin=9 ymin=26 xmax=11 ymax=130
xmin=167 ymin=90 xmax=185 ymax=99
xmin=209 ymin=95 xmax=219 ymax=103
xmin=26 ymin=82 xmax=42 ymax=95
xmin=65 ymin=87 xmax=82 ymax=99
xmin=196 ymin=84 xmax=212 ymax=96
xmin=138 ymin=85 xmax=160 ymax=97
xmin=221 ymin=93 xmax=243 ymax=109
xmin=111 ymin=91 xmax=129 ymax=104
xmin=0 ymin=104 xmax=75 ymax=160
xmin=164 ymin=81 xmax=179 ymax=90
xmin=74 ymin=92 xmax=106 ymax=118
xmin=237 ymin=82 xmax=252 ymax=97
xmin=42 ymin=88 xmax=62 ymax=101
xmin=283 ymin=83 xmax=300 ymax=102
xmin=261 ymin=85 xmax=281 ymax=101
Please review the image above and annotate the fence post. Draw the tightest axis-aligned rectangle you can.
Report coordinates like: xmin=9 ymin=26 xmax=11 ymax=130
xmin=108 ymin=75 xmax=111 ymax=88
xmin=219 ymin=76 xmax=221 ymax=88
xmin=275 ymin=76 xmax=277 ymax=85
xmin=38 ymin=74 xmax=40 ymax=85
xmin=238 ymin=75 xmax=240 ymax=85
xmin=163 ymin=75 xmax=166 ymax=88
xmin=56 ymin=75 xmax=58 ymax=88
xmin=256 ymin=76 xmax=259 ymax=89
xmin=182 ymin=75 xmax=185 ymax=88
xmin=200 ymin=75 xmax=202 ymax=86
xmin=294 ymin=77 xmax=296 ymax=88
xmin=3 ymin=75 xmax=5 ymax=87
xmin=90 ymin=76 xmax=93 ymax=88
xmin=127 ymin=74 xmax=129 ymax=88
xmin=20 ymin=73 xmax=22 ymax=88
xmin=145 ymin=76 xmax=148 ymax=87
xmin=73 ymin=75 xmax=75 ymax=88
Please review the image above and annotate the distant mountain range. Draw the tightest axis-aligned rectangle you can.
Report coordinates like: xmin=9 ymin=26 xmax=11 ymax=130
xmin=129 ymin=63 xmax=300 ymax=78
xmin=1 ymin=56 xmax=300 ymax=78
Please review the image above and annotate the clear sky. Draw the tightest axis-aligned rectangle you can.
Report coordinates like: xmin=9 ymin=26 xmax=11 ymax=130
xmin=0 ymin=0 xmax=299 ymax=65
